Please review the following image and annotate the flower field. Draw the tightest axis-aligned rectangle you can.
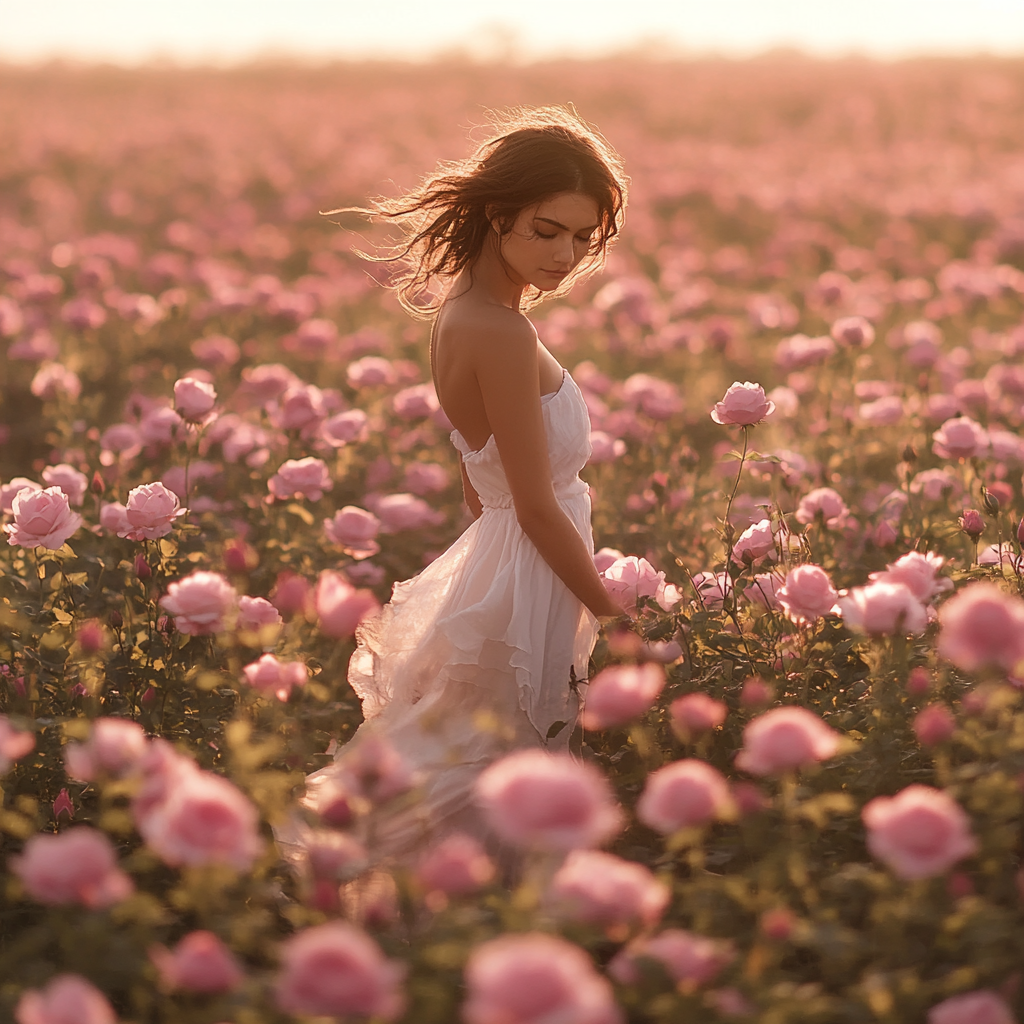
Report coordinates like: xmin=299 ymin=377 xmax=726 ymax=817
xmin=3 ymin=56 xmax=1024 ymax=1023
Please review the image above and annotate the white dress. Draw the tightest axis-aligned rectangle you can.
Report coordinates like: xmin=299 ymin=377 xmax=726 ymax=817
xmin=274 ymin=368 xmax=599 ymax=867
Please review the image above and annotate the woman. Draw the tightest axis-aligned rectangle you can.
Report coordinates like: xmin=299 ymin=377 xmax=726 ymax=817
xmin=276 ymin=107 xmax=629 ymax=872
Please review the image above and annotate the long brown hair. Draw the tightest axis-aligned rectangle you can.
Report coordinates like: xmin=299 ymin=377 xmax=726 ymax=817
xmin=327 ymin=106 xmax=629 ymax=318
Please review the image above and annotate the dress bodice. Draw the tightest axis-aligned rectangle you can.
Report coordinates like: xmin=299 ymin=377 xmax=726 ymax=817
xmin=449 ymin=369 xmax=592 ymax=510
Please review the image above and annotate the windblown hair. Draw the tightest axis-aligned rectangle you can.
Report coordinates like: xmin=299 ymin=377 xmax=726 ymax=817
xmin=326 ymin=106 xmax=629 ymax=318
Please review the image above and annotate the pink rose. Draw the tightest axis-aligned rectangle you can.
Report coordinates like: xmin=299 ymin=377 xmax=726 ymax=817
xmin=150 ymin=930 xmax=244 ymax=993
xmin=588 ymin=431 xmax=627 ymax=463
xmin=692 ymin=571 xmax=733 ymax=609
xmin=795 ymin=487 xmax=849 ymax=528
xmin=862 ymin=784 xmax=978 ymax=880
xmin=41 ymin=464 xmax=88 ymax=506
xmin=99 ymin=502 xmax=130 ymax=535
xmin=774 ymin=333 xmax=835 ymax=370
xmin=858 ymin=395 xmax=905 ymax=425
xmin=937 ymin=582 xmax=1024 ymax=674
xmin=869 ymin=551 xmax=952 ymax=604
xmin=831 ymin=315 xmax=875 ymax=347
xmin=322 ymin=408 xmax=369 ymax=447
xmin=136 ymin=763 xmax=263 ymax=870
xmin=933 ymin=416 xmax=989 ymax=460
xmin=268 ymin=457 xmax=332 ymax=501
xmin=838 ymin=581 xmax=928 ymax=636
xmin=31 ymin=363 xmax=82 ymax=400
xmin=593 ymin=547 xmax=625 ymax=573
xmin=582 ymin=663 xmax=665 ymax=729
xmin=159 ymin=571 xmax=237 ymax=634
xmin=392 ymin=383 xmax=440 ymax=419
xmin=373 ymin=492 xmax=444 ymax=532
xmin=240 ymin=363 xmax=299 ymax=403
xmin=0 ymin=715 xmax=35 ymax=773
xmin=711 ymin=381 xmax=775 ymax=426
xmin=173 ymin=375 xmax=216 ymax=421
xmin=190 ymin=334 xmax=240 ymax=367
xmin=600 ymin=555 xmax=669 ymax=612
xmin=475 ymin=749 xmax=623 ymax=851
xmin=735 ymin=707 xmax=841 ymax=775
xmin=236 ymin=595 xmax=283 ymax=632
xmin=670 ymin=693 xmax=727 ymax=737
xmin=9 ymin=826 xmax=134 ymax=908
xmin=4 ymin=486 xmax=82 ymax=550
xmin=776 ymin=565 xmax=839 ymax=624
xmin=274 ymin=922 xmax=405 ymax=1021
xmin=121 ymin=482 xmax=185 ymax=540
xmin=15 ymin=974 xmax=118 ymax=1024
xmin=610 ymin=929 xmax=733 ymax=987
xmin=913 ymin=705 xmax=956 ymax=746
xmin=731 ymin=518 xmax=778 ymax=565
xmin=747 ymin=572 xmax=783 ymax=611
xmin=402 ymin=462 xmax=450 ymax=495
xmin=346 ymin=356 xmax=396 ymax=389
xmin=0 ymin=477 xmax=41 ymax=513
xmin=958 ymin=508 xmax=986 ymax=538
xmin=463 ymin=933 xmax=622 ymax=1024
xmin=324 ymin=506 xmax=381 ymax=558
xmin=242 ymin=654 xmax=307 ymax=701
xmin=269 ymin=384 xmax=326 ymax=431
xmin=546 ymin=849 xmax=669 ymax=928
xmin=927 ymin=990 xmax=1016 ymax=1024
xmin=315 ymin=570 xmax=381 ymax=638
xmin=326 ymin=736 xmax=416 ymax=808
xmin=64 ymin=717 xmax=148 ymax=782
xmin=271 ymin=571 xmax=312 ymax=619
xmin=416 ymin=833 xmax=495 ymax=896
xmin=637 ymin=758 xmax=735 ymax=833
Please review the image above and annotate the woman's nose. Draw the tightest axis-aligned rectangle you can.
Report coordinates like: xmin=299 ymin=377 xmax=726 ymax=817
xmin=553 ymin=235 xmax=574 ymax=266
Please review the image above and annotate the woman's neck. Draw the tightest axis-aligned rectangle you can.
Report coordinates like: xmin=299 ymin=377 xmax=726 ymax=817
xmin=457 ymin=232 xmax=525 ymax=310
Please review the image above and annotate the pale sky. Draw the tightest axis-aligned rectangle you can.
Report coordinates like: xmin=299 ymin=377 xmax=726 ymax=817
xmin=3 ymin=0 xmax=1024 ymax=63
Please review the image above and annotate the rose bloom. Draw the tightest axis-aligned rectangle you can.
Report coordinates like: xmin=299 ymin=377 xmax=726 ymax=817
xmin=547 ymin=849 xmax=669 ymax=928
xmin=191 ymin=333 xmax=240 ymax=367
xmin=911 ymin=468 xmax=962 ymax=502
xmin=692 ymin=571 xmax=733 ymax=609
xmin=593 ymin=546 xmax=625 ymax=573
xmin=710 ymin=381 xmax=775 ymax=426
xmin=240 ymin=362 xmax=299 ymax=403
xmin=869 ymin=551 xmax=953 ymax=604
xmin=392 ymin=382 xmax=440 ymax=420
xmin=236 ymin=595 xmax=283 ymax=632
xmin=610 ymin=929 xmax=734 ymax=988
xmin=795 ymin=487 xmax=849 ymax=528
xmin=776 ymin=564 xmax=839 ymax=625
xmin=475 ymin=749 xmax=623 ymax=851
xmin=346 ymin=356 xmax=396 ymax=389
xmin=136 ymin=764 xmax=264 ymax=870
xmin=149 ymin=930 xmax=244 ymax=993
xmin=0 ymin=715 xmax=35 ymax=773
xmin=274 ymin=921 xmax=405 ymax=1021
xmin=415 ymin=833 xmax=495 ymax=896
xmin=10 ymin=826 xmax=134 ymax=908
xmin=639 ymin=760 xmax=735 ymax=837
xmin=859 ymin=395 xmax=905 ymax=425
xmin=99 ymin=502 xmax=130 ymax=536
xmin=40 ymin=464 xmax=88 ymax=506
xmin=4 ymin=487 xmax=82 ymax=550
xmin=173 ymin=375 xmax=216 ymax=420
xmin=160 ymin=571 xmax=237 ymax=635
xmin=121 ymin=482 xmax=185 ymax=540
xmin=269 ymin=383 xmax=326 ymax=431
xmin=64 ymin=717 xmax=148 ymax=782
xmin=463 ymin=933 xmax=622 ymax=1024
xmin=731 ymin=518 xmax=778 ymax=565
xmin=862 ymin=784 xmax=978 ymax=880
xmin=15 ymin=974 xmax=118 ymax=1024
xmin=937 ymin=582 xmax=1024 ymax=674
xmin=735 ymin=707 xmax=841 ymax=775
xmin=374 ymin=492 xmax=444 ymax=532
xmin=838 ymin=582 xmax=929 ymax=636
xmin=927 ymin=990 xmax=1016 ymax=1024
xmin=581 ymin=663 xmax=665 ymax=729
xmin=268 ymin=457 xmax=332 ymax=501
xmin=242 ymin=654 xmax=307 ymax=701
xmin=0 ymin=477 xmax=41 ymax=513
xmin=932 ymin=416 xmax=989 ymax=460
xmin=30 ymin=363 xmax=82 ymax=400
xmin=913 ymin=704 xmax=956 ymax=746
xmin=600 ymin=555 xmax=678 ymax=612
xmin=670 ymin=693 xmax=727 ymax=737
xmin=831 ymin=315 xmax=875 ymax=348
xmin=403 ymin=462 xmax=450 ymax=495
xmin=315 ymin=570 xmax=381 ymax=639
xmin=324 ymin=506 xmax=381 ymax=558
xmin=322 ymin=408 xmax=369 ymax=447
xmin=588 ymin=431 xmax=627 ymax=463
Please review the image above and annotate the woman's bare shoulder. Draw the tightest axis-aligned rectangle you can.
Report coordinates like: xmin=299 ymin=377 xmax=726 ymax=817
xmin=437 ymin=299 xmax=537 ymax=358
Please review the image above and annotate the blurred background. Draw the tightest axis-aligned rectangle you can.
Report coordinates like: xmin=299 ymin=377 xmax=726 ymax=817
xmin=4 ymin=0 xmax=1024 ymax=64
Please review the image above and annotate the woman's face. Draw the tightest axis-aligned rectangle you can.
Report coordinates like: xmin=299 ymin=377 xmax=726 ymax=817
xmin=495 ymin=192 xmax=601 ymax=292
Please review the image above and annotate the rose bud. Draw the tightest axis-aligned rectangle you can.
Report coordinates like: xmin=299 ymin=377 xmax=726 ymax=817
xmin=958 ymin=509 xmax=985 ymax=539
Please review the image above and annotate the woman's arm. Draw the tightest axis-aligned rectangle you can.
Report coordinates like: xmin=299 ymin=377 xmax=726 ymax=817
xmin=459 ymin=455 xmax=483 ymax=520
xmin=472 ymin=314 xmax=621 ymax=620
